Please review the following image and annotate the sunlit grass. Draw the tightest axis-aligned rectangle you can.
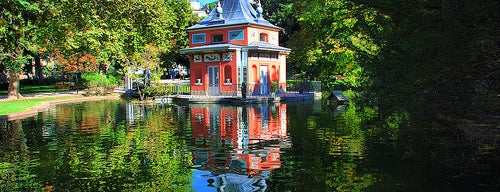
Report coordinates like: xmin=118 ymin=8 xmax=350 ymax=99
xmin=0 ymin=96 xmax=80 ymax=115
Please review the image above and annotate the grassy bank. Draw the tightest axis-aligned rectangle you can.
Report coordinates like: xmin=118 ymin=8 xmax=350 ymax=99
xmin=0 ymin=96 xmax=81 ymax=115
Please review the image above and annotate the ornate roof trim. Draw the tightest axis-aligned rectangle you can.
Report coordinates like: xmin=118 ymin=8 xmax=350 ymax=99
xmin=187 ymin=0 xmax=281 ymax=31
xmin=180 ymin=42 xmax=291 ymax=55
xmin=180 ymin=43 xmax=243 ymax=54
xmin=244 ymin=42 xmax=291 ymax=54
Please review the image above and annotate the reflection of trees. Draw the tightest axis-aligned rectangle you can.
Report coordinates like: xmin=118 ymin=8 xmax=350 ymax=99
xmin=0 ymin=120 xmax=42 ymax=191
xmin=49 ymin=103 xmax=193 ymax=191
xmin=52 ymin=100 xmax=126 ymax=134
xmin=1 ymin=101 xmax=193 ymax=191
xmin=130 ymin=106 xmax=193 ymax=190
xmin=268 ymin=102 xmax=376 ymax=191
xmin=364 ymin=108 xmax=499 ymax=190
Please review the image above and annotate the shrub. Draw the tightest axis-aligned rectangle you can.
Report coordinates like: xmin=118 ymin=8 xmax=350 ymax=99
xmin=81 ymin=73 xmax=118 ymax=94
xmin=271 ymin=81 xmax=278 ymax=93
xmin=142 ymin=83 xmax=174 ymax=98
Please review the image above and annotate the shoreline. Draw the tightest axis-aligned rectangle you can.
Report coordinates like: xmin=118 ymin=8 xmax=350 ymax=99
xmin=0 ymin=94 xmax=122 ymax=121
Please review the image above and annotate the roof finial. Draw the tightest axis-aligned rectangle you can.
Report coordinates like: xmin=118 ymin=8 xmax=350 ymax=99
xmin=256 ymin=0 xmax=263 ymax=19
xmin=216 ymin=1 xmax=223 ymax=19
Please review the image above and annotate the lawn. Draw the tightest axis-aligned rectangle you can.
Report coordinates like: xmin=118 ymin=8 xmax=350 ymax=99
xmin=0 ymin=96 xmax=80 ymax=115
xmin=0 ymin=85 xmax=65 ymax=96
xmin=0 ymin=84 xmax=77 ymax=115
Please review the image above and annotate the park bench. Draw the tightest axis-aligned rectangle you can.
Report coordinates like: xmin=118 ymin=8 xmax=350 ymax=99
xmin=55 ymin=82 xmax=75 ymax=91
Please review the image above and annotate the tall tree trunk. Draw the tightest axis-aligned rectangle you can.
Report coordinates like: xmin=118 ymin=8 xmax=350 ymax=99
xmin=7 ymin=70 xmax=22 ymax=99
xmin=34 ymin=55 xmax=44 ymax=83
xmin=25 ymin=50 xmax=44 ymax=83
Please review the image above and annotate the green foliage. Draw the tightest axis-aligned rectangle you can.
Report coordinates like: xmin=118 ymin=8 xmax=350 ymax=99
xmin=271 ymin=81 xmax=278 ymax=93
xmin=0 ymin=0 xmax=47 ymax=98
xmin=0 ymin=120 xmax=42 ymax=191
xmin=0 ymin=0 xmax=194 ymax=99
xmin=43 ymin=101 xmax=192 ymax=190
xmin=267 ymin=0 xmax=497 ymax=119
xmin=0 ymin=0 xmax=39 ymax=71
xmin=282 ymin=0 xmax=384 ymax=90
xmin=261 ymin=0 xmax=298 ymax=43
xmin=81 ymin=73 xmax=118 ymax=92
xmin=268 ymin=102 xmax=377 ymax=191
xmin=142 ymin=83 xmax=174 ymax=98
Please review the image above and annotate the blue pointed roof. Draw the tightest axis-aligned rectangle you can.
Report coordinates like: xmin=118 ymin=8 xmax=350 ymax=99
xmin=187 ymin=0 xmax=281 ymax=30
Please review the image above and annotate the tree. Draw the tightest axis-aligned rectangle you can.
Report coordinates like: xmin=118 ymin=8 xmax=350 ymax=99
xmin=359 ymin=0 xmax=499 ymax=118
xmin=114 ymin=0 xmax=192 ymax=94
xmin=261 ymin=0 xmax=300 ymax=45
xmin=0 ymin=0 xmax=46 ymax=99
xmin=51 ymin=0 xmax=193 ymax=93
xmin=272 ymin=0 xmax=384 ymax=89
xmin=264 ymin=0 xmax=498 ymax=119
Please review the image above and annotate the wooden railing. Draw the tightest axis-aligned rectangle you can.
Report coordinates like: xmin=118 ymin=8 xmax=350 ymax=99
xmin=159 ymin=81 xmax=321 ymax=96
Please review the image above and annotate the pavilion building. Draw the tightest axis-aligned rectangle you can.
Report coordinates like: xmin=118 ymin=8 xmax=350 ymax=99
xmin=180 ymin=0 xmax=290 ymax=96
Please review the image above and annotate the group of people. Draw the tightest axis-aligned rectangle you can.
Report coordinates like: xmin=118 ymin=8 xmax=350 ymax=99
xmin=169 ymin=68 xmax=186 ymax=81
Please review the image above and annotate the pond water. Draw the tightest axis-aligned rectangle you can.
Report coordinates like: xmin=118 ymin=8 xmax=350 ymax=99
xmin=0 ymin=100 xmax=496 ymax=191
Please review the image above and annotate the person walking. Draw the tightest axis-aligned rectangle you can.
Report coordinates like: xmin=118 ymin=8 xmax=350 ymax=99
xmin=170 ymin=68 xmax=176 ymax=81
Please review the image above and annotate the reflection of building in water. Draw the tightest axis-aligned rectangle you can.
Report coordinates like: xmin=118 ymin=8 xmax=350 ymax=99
xmin=191 ymin=169 xmax=269 ymax=192
xmin=190 ymin=104 xmax=288 ymax=191
xmin=125 ymin=101 xmax=183 ymax=126
xmin=125 ymin=101 xmax=151 ymax=126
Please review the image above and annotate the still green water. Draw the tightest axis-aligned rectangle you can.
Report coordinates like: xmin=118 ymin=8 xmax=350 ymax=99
xmin=0 ymin=100 xmax=496 ymax=191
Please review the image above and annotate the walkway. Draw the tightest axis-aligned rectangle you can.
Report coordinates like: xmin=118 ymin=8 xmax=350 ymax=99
xmin=174 ymin=92 xmax=315 ymax=104
xmin=159 ymin=79 xmax=190 ymax=84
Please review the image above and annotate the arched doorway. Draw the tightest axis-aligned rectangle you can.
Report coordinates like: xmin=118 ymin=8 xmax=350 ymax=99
xmin=251 ymin=65 xmax=258 ymax=83
xmin=271 ymin=65 xmax=277 ymax=82
xmin=224 ymin=65 xmax=232 ymax=84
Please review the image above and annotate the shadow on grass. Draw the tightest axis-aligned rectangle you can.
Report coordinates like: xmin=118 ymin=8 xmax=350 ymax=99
xmin=0 ymin=85 xmax=63 ymax=96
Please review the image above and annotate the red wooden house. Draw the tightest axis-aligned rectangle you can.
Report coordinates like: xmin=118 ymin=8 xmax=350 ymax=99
xmin=180 ymin=0 xmax=290 ymax=96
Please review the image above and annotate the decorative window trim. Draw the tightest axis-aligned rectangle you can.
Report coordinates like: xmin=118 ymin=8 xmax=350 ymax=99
xmin=260 ymin=33 xmax=268 ymax=42
xmin=192 ymin=33 xmax=206 ymax=44
xmin=212 ymin=34 xmax=223 ymax=43
xmin=249 ymin=30 xmax=257 ymax=41
xmin=193 ymin=55 xmax=202 ymax=62
xmin=204 ymin=54 xmax=220 ymax=62
xmin=222 ymin=52 xmax=233 ymax=61
xmin=228 ymin=30 xmax=244 ymax=40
